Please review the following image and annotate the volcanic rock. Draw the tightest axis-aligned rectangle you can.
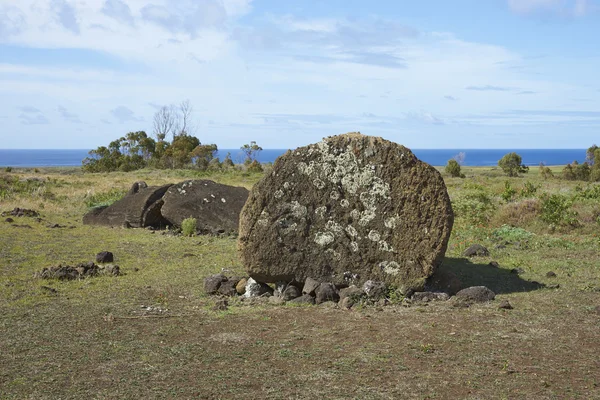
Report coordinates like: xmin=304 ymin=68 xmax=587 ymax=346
xmin=238 ymin=133 xmax=454 ymax=291
xmin=161 ymin=180 xmax=249 ymax=235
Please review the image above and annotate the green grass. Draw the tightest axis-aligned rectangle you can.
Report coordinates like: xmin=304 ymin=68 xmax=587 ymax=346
xmin=1 ymin=166 xmax=599 ymax=399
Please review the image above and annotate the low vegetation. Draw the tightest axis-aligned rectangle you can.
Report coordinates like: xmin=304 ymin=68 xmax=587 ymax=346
xmin=1 ymin=162 xmax=599 ymax=399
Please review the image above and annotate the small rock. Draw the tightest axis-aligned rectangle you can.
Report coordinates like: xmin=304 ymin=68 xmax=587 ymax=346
xmin=282 ymin=285 xmax=301 ymax=301
xmin=488 ymin=261 xmax=500 ymax=268
xmin=218 ymin=280 xmax=238 ymax=296
xmin=362 ymin=280 xmax=387 ymax=299
xmin=315 ymin=282 xmax=339 ymax=304
xmin=5 ymin=218 xmax=14 ymax=223
xmin=288 ymin=294 xmax=315 ymax=305
xmin=212 ymin=299 xmax=228 ymax=311
xmin=510 ymin=268 xmax=525 ymax=275
xmin=274 ymin=281 xmax=287 ymax=298
xmin=302 ymin=277 xmax=321 ymax=296
xmin=204 ymin=274 xmax=227 ymax=295
xmin=96 ymin=251 xmax=114 ymax=264
xmin=411 ymin=291 xmax=450 ymax=302
xmin=340 ymin=296 xmax=354 ymax=310
xmin=243 ymin=278 xmax=273 ymax=298
xmin=103 ymin=264 xmax=120 ymax=276
xmin=546 ymin=271 xmax=557 ymax=278
xmin=268 ymin=296 xmax=285 ymax=306
xmin=498 ymin=299 xmax=513 ymax=310
xmin=236 ymin=278 xmax=248 ymax=295
xmin=547 ymin=283 xmax=560 ymax=289
xmin=339 ymin=286 xmax=364 ymax=302
xmin=455 ymin=286 xmax=496 ymax=303
xmin=463 ymin=244 xmax=490 ymax=257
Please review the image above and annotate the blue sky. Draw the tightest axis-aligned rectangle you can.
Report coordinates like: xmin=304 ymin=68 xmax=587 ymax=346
xmin=0 ymin=0 xmax=599 ymax=149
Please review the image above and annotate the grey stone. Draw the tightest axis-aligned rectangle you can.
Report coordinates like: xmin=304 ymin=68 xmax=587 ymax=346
xmin=243 ymin=278 xmax=273 ymax=298
xmin=268 ymin=296 xmax=285 ymax=306
xmin=455 ymin=286 xmax=496 ymax=303
xmin=302 ymin=277 xmax=321 ymax=296
xmin=411 ymin=291 xmax=450 ymax=302
xmin=127 ymin=181 xmax=148 ymax=195
xmin=339 ymin=285 xmax=364 ymax=302
xmin=546 ymin=271 xmax=557 ymax=278
xmin=498 ymin=299 xmax=513 ymax=310
xmin=236 ymin=278 xmax=248 ymax=295
xmin=315 ymin=282 xmax=339 ymax=304
xmin=204 ymin=274 xmax=227 ymax=295
xmin=95 ymin=251 xmax=114 ymax=264
xmin=161 ymin=180 xmax=249 ymax=235
xmin=218 ymin=280 xmax=239 ymax=296
xmin=363 ymin=280 xmax=387 ymax=299
xmin=238 ymin=133 xmax=454 ymax=291
xmin=282 ymin=285 xmax=302 ymax=301
xmin=463 ymin=244 xmax=490 ymax=257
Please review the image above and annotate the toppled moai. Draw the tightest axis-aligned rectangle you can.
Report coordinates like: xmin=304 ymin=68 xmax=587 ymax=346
xmin=238 ymin=132 xmax=454 ymax=293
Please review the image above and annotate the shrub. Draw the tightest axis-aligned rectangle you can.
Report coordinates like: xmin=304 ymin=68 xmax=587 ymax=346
xmin=247 ymin=159 xmax=263 ymax=173
xmin=452 ymin=185 xmax=496 ymax=225
xmin=498 ymin=152 xmax=528 ymax=177
xmin=562 ymin=163 xmax=576 ymax=180
xmin=445 ymin=159 xmax=463 ymax=177
xmin=492 ymin=198 xmax=541 ymax=227
xmin=501 ymin=181 xmax=516 ymax=202
xmin=4 ymin=167 xmax=12 ymax=173
xmin=181 ymin=217 xmax=197 ymax=237
xmin=540 ymin=194 xmax=578 ymax=226
xmin=519 ymin=181 xmax=540 ymax=197
xmin=539 ymin=164 xmax=553 ymax=179
xmin=492 ymin=225 xmax=535 ymax=243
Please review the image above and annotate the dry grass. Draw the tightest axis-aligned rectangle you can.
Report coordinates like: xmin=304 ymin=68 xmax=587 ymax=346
xmin=1 ymin=167 xmax=599 ymax=399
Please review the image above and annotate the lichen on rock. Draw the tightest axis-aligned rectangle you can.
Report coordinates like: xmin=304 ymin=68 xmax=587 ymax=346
xmin=238 ymin=132 xmax=454 ymax=290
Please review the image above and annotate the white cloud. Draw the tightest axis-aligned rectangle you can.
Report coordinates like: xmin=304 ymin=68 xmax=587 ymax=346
xmin=507 ymin=0 xmax=592 ymax=16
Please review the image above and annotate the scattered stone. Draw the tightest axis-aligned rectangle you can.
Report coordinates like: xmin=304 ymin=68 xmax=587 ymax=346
xmin=339 ymin=286 xmax=364 ymax=302
xmin=41 ymin=285 xmax=58 ymax=294
xmin=218 ymin=280 xmax=239 ymax=296
xmin=1 ymin=208 xmax=40 ymax=218
xmin=236 ymin=278 xmax=248 ymax=295
xmin=547 ymin=283 xmax=560 ymax=289
xmin=288 ymin=294 xmax=316 ymax=305
xmin=204 ymin=274 xmax=227 ymax=295
xmin=282 ymin=285 xmax=302 ymax=301
xmin=362 ymin=280 xmax=387 ymax=299
xmin=268 ymin=296 xmax=285 ymax=306
xmin=454 ymin=286 xmax=496 ymax=304
xmin=315 ymin=282 xmax=340 ymax=304
xmin=498 ymin=299 xmax=513 ymax=310
xmin=35 ymin=262 xmax=120 ymax=280
xmin=302 ymin=277 xmax=321 ymax=296
xmin=411 ymin=291 xmax=450 ymax=302
xmin=238 ymin=133 xmax=454 ymax=291
xmin=5 ymin=217 xmax=14 ymax=223
xmin=463 ymin=244 xmax=490 ymax=258
xmin=511 ymin=268 xmax=525 ymax=275
xmin=161 ymin=180 xmax=249 ymax=235
xmin=212 ymin=299 xmax=228 ymax=311
xmin=127 ymin=181 xmax=148 ymax=196
xmin=243 ymin=278 xmax=273 ymax=298
xmin=96 ymin=251 xmax=114 ymax=264
xmin=488 ymin=261 xmax=500 ymax=268
xmin=340 ymin=296 xmax=355 ymax=310
xmin=546 ymin=271 xmax=557 ymax=278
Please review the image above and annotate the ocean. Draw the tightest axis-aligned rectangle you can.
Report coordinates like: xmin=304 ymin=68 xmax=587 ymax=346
xmin=0 ymin=148 xmax=588 ymax=168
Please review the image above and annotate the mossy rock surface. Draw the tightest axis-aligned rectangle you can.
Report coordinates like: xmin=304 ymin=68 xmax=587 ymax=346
xmin=238 ymin=132 xmax=454 ymax=291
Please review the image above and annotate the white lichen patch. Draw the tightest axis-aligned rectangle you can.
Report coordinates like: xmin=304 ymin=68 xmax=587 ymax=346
xmin=257 ymin=210 xmax=270 ymax=227
xmin=325 ymin=220 xmax=344 ymax=235
xmin=340 ymin=199 xmax=349 ymax=208
xmin=330 ymin=191 xmax=340 ymax=200
xmin=325 ymin=248 xmax=341 ymax=260
xmin=283 ymin=182 xmax=291 ymax=190
xmin=315 ymin=206 xmax=327 ymax=218
xmin=221 ymin=198 xmax=226 ymax=203
xmin=385 ymin=216 xmax=399 ymax=229
xmin=290 ymin=201 xmax=307 ymax=218
xmin=314 ymin=232 xmax=335 ymax=246
xmin=368 ymin=230 xmax=381 ymax=242
xmin=313 ymin=179 xmax=326 ymax=189
xmin=274 ymin=189 xmax=284 ymax=199
xmin=378 ymin=240 xmax=394 ymax=252
xmin=345 ymin=225 xmax=358 ymax=238
xmin=379 ymin=261 xmax=401 ymax=276
xmin=350 ymin=241 xmax=359 ymax=252
xmin=350 ymin=209 xmax=361 ymax=220
xmin=359 ymin=210 xmax=376 ymax=226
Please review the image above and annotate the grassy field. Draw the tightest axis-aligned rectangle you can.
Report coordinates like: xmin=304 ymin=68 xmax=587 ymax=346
xmin=1 ymin=165 xmax=599 ymax=399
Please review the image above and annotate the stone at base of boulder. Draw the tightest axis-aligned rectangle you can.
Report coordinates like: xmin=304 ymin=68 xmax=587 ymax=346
xmin=244 ymin=278 xmax=274 ymax=298
xmin=411 ymin=291 xmax=450 ymax=302
xmin=288 ymin=294 xmax=315 ymax=305
xmin=363 ymin=280 xmax=387 ymax=299
xmin=463 ymin=244 xmax=490 ymax=257
xmin=282 ymin=285 xmax=302 ymax=301
xmin=218 ymin=280 xmax=239 ymax=296
xmin=236 ymin=278 xmax=248 ymax=295
xmin=302 ymin=277 xmax=321 ymax=296
xmin=268 ymin=296 xmax=285 ymax=306
xmin=204 ymin=274 xmax=227 ymax=294
xmin=426 ymin=268 xmax=463 ymax=295
xmin=455 ymin=286 xmax=496 ymax=303
xmin=339 ymin=286 xmax=364 ymax=302
xmin=315 ymin=282 xmax=339 ymax=304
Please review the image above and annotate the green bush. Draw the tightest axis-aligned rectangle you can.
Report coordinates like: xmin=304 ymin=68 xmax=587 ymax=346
xmin=445 ymin=159 xmax=463 ymax=177
xmin=4 ymin=167 xmax=12 ymax=173
xmin=492 ymin=225 xmax=535 ymax=243
xmin=498 ymin=152 xmax=528 ymax=177
xmin=501 ymin=181 xmax=516 ymax=202
xmin=452 ymin=185 xmax=496 ymax=225
xmin=540 ymin=194 xmax=578 ymax=226
xmin=519 ymin=181 xmax=540 ymax=197
xmin=84 ymin=188 xmax=127 ymax=208
xmin=181 ymin=217 xmax=197 ymax=237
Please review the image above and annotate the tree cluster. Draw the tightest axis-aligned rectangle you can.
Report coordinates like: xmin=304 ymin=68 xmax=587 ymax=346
xmin=562 ymin=145 xmax=600 ymax=182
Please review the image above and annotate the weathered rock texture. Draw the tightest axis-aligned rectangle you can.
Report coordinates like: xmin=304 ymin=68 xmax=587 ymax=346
xmin=238 ymin=133 xmax=454 ymax=291
xmin=83 ymin=184 xmax=172 ymax=228
xmin=161 ymin=180 xmax=249 ymax=235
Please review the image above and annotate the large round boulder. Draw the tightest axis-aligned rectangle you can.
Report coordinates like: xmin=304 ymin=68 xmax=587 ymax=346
xmin=161 ymin=180 xmax=249 ymax=235
xmin=238 ymin=133 xmax=454 ymax=292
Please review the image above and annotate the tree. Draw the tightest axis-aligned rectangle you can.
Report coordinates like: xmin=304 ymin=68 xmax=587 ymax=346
xmin=153 ymin=106 xmax=176 ymax=142
xmin=498 ymin=152 xmax=529 ymax=177
xmin=445 ymin=159 xmax=463 ymax=177
xmin=241 ymin=141 xmax=263 ymax=164
xmin=174 ymin=99 xmax=194 ymax=136
xmin=591 ymin=148 xmax=600 ymax=181
xmin=586 ymin=144 xmax=598 ymax=166
xmin=539 ymin=163 xmax=554 ymax=179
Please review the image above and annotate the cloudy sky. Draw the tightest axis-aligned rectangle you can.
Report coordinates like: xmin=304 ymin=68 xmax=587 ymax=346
xmin=1 ymin=0 xmax=599 ymax=149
